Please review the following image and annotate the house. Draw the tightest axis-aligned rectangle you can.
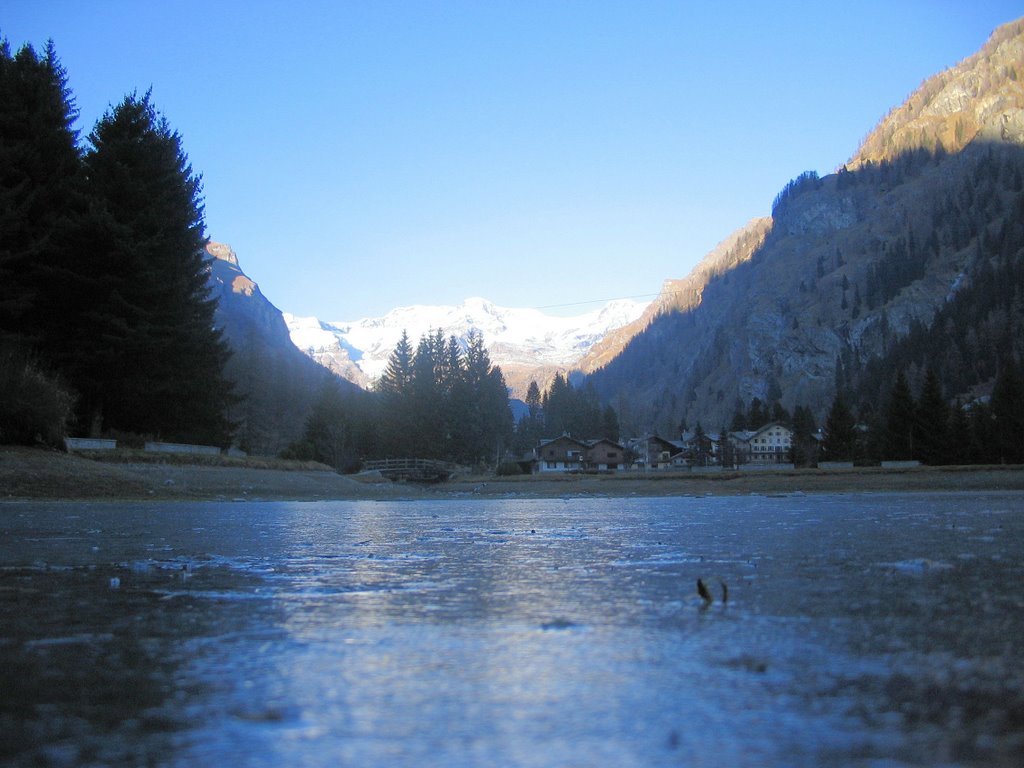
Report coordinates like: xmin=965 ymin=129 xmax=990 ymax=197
xmin=534 ymin=436 xmax=627 ymax=472
xmin=536 ymin=435 xmax=588 ymax=472
xmin=726 ymin=430 xmax=756 ymax=466
xmin=586 ymin=438 xmax=626 ymax=471
xmin=625 ymin=435 xmax=681 ymax=470
xmin=680 ymin=429 xmax=719 ymax=467
xmin=746 ymin=422 xmax=793 ymax=464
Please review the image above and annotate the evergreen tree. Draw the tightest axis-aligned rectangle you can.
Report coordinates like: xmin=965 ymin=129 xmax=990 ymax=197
xmin=991 ymin=358 xmax=1024 ymax=463
xmin=968 ymin=402 xmax=998 ymax=464
xmin=791 ymin=404 xmax=818 ymax=466
xmin=692 ymin=422 xmax=709 ymax=467
xmin=369 ymin=328 xmax=512 ymax=465
xmin=822 ymin=394 xmax=857 ymax=461
xmin=946 ymin=400 xmax=972 ymax=465
xmin=747 ymin=398 xmax=767 ymax=429
xmin=914 ymin=368 xmax=948 ymax=465
xmin=525 ymin=380 xmax=542 ymax=420
xmin=436 ymin=332 xmax=462 ymax=396
xmin=0 ymin=39 xmax=81 ymax=349
xmin=513 ymin=380 xmax=544 ymax=455
xmin=437 ymin=333 xmax=464 ymax=458
xmin=72 ymin=92 xmax=233 ymax=443
xmin=459 ymin=329 xmax=512 ymax=465
xmin=729 ymin=405 xmax=747 ymax=431
xmin=601 ymin=404 xmax=620 ymax=442
xmin=377 ymin=330 xmax=414 ymax=398
xmin=410 ymin=332 xmax=442 ymax=457
xmin=376 ymin=329 xmax=416 ymax=455
xmin=573 ymin=382 xmax=603 ymax=438
xmin=770 ymin=400 xmax=790 ymax=425
xmin=542 ymin=373 xmax=572 ymax=436
xmin=885 ymin=371 xmax=916 ymax=460
xmin=299 ymin=378 xmax=362 ymax=472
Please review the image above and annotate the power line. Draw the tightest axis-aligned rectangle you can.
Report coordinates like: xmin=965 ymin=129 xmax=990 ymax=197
xmin=532 ymin=290 xmax=681 ymax=311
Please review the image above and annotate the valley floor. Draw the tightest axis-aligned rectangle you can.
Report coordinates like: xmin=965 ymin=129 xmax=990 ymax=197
xmin=3 ymin=447 xmax=1024 ymax=502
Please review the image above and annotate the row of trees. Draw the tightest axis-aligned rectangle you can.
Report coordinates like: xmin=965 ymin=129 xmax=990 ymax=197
xmin=512 ymin=373 xmax=620 ymax=454
xmin=377 ymin=328 xmax=513 ymax=464
xmin=288 ymin=329 xmax=514 ymax=470
xmin=1 ymin=39 xmax=233 ymax=446
xmin=821 ymin=364 xmax=1024 ymax=465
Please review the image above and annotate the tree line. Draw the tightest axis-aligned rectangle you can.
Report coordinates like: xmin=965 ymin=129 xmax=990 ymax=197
xmin=717 ymin=346 xmax=1023 ymax=467
xmin=286 ymin=328 xmax=514 ymax=471
xmin=1 ymin=38 xmax=233 ymax=446
xmin=511 ymin=373 xmax=620 ymax=456
xmin=820 ymin=363 xmax=1024 ymax=466
xmin=289 ymin=349 xmax=632 ymax=472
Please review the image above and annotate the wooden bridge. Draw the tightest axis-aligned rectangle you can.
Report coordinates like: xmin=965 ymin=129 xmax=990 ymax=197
xmin=361 ymin=458 xmax=457 ymax=483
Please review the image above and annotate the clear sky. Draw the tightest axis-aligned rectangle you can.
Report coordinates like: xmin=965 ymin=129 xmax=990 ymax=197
xmin=5 ymin=2 xmax=1022 ymax=319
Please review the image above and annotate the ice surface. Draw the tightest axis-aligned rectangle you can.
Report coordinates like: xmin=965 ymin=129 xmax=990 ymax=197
xmin=1 ymin=493 xmax=1022 ymax=766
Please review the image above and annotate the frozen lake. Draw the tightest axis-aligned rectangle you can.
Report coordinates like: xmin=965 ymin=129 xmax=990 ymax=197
xmin=1 ymin=493 xmax=1022 ymax=767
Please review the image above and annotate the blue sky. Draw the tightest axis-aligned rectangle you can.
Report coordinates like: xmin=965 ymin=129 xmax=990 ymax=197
xmin=5 ymin=2 xmax=1022 ymax=319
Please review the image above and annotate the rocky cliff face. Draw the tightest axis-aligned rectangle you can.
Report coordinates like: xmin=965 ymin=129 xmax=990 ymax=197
xmin=206 ymin=242 xmax=338 ymax=454
xmin=207 ymin=242 xmax=295 ymax=350
xmin=587 ymin=18 xmax=1024 ymax=435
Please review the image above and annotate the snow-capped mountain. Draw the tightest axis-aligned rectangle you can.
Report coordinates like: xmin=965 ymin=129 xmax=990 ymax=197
xmin=284 ymin=296 xmax=649 ymax=398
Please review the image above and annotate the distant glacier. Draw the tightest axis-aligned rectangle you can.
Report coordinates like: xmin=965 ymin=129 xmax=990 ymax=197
xmin=284 ymin=296 xmax=648 ymax=392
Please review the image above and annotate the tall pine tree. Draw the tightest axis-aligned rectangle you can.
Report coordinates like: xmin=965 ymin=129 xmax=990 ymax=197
xmin=458 ymin=328 xmax=512 ymax=465
xmin=75 ymin=92 xmax=233 ymax=444
xmin=0 ymin=39 xmax=81 ymax=350
xmin=822 ymin=394 xmax=857 ymax=462
xmin=885 ymin=371 xmax=917 ymax=460
xmin=914 ymin=368 xmax=948 ymax=465
xmin=991 ymin=358 xmax=1024 ymax=463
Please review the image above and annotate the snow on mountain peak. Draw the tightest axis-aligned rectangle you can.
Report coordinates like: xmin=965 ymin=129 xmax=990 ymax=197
xmin=284 ymin=296 xmax=649 ymax=390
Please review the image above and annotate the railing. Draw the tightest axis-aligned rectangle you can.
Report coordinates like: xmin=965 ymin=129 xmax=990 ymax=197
xmin=361 ymin=458 xmax=457 ymax=483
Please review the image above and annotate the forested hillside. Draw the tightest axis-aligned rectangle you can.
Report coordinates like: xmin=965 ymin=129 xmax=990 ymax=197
xmin=587 ymin=19 xmax=1024 ymax=445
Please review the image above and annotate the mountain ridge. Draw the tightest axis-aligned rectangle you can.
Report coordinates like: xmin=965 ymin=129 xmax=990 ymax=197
xmin=585 ymin=17 xmax=1024 ymax=434
xmin=851 ymin=17 xmax=1024 ymax=168
xmin=284 ymin=296 xmax=648 ymax=399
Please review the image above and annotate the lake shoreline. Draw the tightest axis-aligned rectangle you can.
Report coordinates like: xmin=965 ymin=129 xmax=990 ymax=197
xmin=3 ymin=446 xmax=1024 ymax=502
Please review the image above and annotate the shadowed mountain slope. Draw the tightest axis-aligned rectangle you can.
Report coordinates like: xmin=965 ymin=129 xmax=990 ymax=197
xmin=207 ymin=242 xmax=341 ymax=454
xmin=586 ymin=18 xmax=1024 ymax=435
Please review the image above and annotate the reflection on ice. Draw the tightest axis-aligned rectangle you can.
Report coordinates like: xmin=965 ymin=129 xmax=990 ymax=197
xmin=1 ymin=493 xmax=1022 ymax=766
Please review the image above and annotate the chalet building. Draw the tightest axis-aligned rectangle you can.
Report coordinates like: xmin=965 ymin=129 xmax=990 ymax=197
xmin=535 ymin=422 xmax=793 ymax=473
xmin=727 ymin=430 xmax=756 ymax=465
xmin=535 ymin=435 xmax=627 ymax=472
xmin=587 ymin=438 xmax=626 ymax=471
xmin=626 ymin=435 xmax=681 ymax=470
xmin=679 ymin=430 xmax=720 ymax=467
xmin=730 ymin=422 xmax=793 ymax=465
xmin=537 ymin=435 xmax=588 ymax=472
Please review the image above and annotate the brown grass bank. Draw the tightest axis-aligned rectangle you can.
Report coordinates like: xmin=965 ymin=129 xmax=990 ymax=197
xmin=3 ymin=447 xmax=1024 ymax=502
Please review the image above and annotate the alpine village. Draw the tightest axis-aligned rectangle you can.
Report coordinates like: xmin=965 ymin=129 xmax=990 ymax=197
xmin=4 ymin=19 xmax=1024 ymax=485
